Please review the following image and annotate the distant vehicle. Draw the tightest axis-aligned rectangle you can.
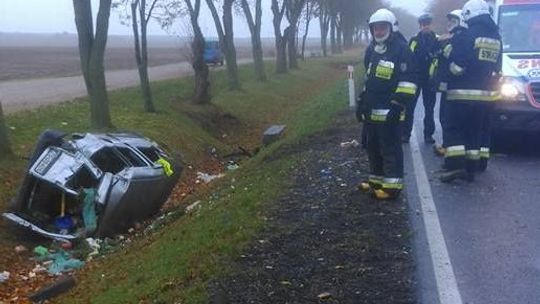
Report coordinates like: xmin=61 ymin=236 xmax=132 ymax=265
xmin=3 ymin=130 xmax=182 ymax=241
xmin=204 ymin=40 xmax=224 ymax=66
xmin=489 ymin=0 xmax=540 ymax=140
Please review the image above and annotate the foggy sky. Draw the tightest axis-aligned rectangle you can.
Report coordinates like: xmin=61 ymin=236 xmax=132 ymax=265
xmin=0 ymin=0 xmax=429 ymax=37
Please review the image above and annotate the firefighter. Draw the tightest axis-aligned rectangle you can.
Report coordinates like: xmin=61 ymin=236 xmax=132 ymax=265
xmin=403 ymin=13 xmax=440 ymax=144
xmin=431 ymin=10 xmax=468 ymax=157
xmin=359 ymin=10 xmax=406 ymax=149
xmin=356 ymin=8 xmax=417 ymax=200
xmin=440 ymin=0 xmax=502 ymax=182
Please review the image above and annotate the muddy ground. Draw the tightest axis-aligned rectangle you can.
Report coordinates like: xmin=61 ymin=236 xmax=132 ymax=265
xmin=209 ymin=114 xmax=415 ymax=303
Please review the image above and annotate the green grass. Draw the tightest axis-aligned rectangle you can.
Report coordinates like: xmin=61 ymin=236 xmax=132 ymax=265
xmin=0 ymin=53 xmax=360 ymax=303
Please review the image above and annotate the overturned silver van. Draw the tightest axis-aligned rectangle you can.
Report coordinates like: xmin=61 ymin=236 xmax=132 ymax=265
xmin=3 ymin=130 xmax=181 ymax=241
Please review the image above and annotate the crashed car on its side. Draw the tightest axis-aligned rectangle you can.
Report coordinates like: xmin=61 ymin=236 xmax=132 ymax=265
xmin=3 ymin=130 xmax=182 ymax=241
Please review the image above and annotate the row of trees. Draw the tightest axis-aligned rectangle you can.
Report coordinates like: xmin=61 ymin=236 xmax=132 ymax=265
xmin=0 ymin=0 xmax=400 ymax=159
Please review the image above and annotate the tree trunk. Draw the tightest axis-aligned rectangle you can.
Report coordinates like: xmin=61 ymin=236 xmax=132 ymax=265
xmin=337 ymin=25 xmax=343 ymax=54
xmin=0 ymin=102 xmax=11 ymax=158
xmin=186 ymin=0 xmax=210 ymax=104
xmin=73 ymin=0 xmax=113 ymax=129
xmin=241 ymin=0 xmax=266 ymax=81
xmin=330 ymin=16 xmax=337 ymax=55
xmin=319 ymin=11 xmax=329 ymax=57
xmin=301 ymin=2 xmax=312 ymax=61
xmin=287 ymin=25 xmax=299 ymax=69
xmin=222 ymin=0 xmax=240 ymax=90
xmin=132 ymin=0 xmax=156 ymax=113
xmin=206 ymin=0 xmax=240 ymax=90
xmin=272 ymin=0 xmax=287 ymax=74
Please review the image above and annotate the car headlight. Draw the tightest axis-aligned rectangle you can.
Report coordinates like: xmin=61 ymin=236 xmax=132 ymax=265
xmin=500 ymin=78 xmax=527 ymax=101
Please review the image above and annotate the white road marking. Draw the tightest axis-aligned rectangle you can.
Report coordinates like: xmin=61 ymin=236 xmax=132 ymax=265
xmin=410 ymin=131 xmax=463 ymax=304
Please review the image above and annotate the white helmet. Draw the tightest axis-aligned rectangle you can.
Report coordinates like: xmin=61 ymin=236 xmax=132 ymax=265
xmin=462 ymin=0 xmax=490 ymax=22
xmin=368 ymin=9 xmax=396 ymax=43
xmin=447 ymin=9 xmax=466 ymax=30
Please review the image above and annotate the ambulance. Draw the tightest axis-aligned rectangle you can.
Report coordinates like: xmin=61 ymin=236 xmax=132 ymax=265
xmin=488 ymin=0 xmax=540 ymax=137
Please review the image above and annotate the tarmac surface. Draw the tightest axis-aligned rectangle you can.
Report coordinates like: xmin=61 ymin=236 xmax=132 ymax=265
xmin=0 ymin=58 xmax=254 ymax=114
xmin=405 ymin=96 xmax=540 ymax=304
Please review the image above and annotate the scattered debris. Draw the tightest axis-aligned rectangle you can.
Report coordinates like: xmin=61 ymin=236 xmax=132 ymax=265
xmin=33 ymin=246 xmax=49 ymax=257
xmin=0 ymin=271 xmax=10 ymax=283
xmin=340 ymin=140 xmax=360 ymax=148
xmin=317 ymin=292 xmax=332 ymax=300
xmin=86 ymin=238 xmax=101 ymax=258
xmin=262 ymin=125 xmax=287 ymax=146
xmin=14 ymin=245 xmax=28 ymax=254
xmin=227 ymin=162 xmax=240 ymax=171
xmin=197 ymin=172 xmax=225 ymax=183
xmin=186 ymin=201 xmax=202 ymax=213
xmin=28 ymin=276 xmax=76 ymax=302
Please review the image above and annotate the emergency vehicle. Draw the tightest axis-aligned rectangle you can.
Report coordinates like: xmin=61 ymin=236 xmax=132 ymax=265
xmin=489 ymin=0 xmax=540 ymax=137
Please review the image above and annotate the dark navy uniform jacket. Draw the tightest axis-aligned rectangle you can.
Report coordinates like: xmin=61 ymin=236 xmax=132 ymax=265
xmin=358 ymin=33 xmax=418 ymax=123
xmin=409 ymin=31 xmax=440 ymax=81
xmin=431 ymin=25 xmax=468 ymax=92
xmin=446 ymin=14 xmax=502 ymax=102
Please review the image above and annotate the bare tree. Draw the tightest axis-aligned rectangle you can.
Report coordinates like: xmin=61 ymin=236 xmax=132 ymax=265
xmin=271 ymin=0 xmax=288 ymax=73
xmin=300 ymin=0 xmax=314 ymax=60
xmin=118 ymin=0 xmax=160 ymax=112
xmin=317 ymin=0 xmax=331 ymax=57
xmin=285 ymin=0 xmax=306 ymax=69
xmin=73 ymin=0 xmax=113 ymax=129
xmin=206 ymin=0 xmax=240 ymax=90
xmin=186 ymin=0 xmax=211 ymax=103
xmin=0 ymin=102 xmax=11 ymax=158
xmin=240 ymin=0 xmax=266 ymax=81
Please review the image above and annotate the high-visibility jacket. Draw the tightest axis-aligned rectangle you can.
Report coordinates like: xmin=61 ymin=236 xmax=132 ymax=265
xmin=430 ymin=26 xmax=468 ymax=92
xmin=360 ymin=34 xmax=418 ymax=123
xmin=409 ymin=31 xmax=440 ymax=80
xmin=446 ymin=14 xmax=502 ymax=102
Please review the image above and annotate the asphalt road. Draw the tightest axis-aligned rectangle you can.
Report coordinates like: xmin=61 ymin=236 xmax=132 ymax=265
xmin=0 ymin=58 xmax=255 ymax=114
xmin=405 ymin=95 xmax=540 ymax=304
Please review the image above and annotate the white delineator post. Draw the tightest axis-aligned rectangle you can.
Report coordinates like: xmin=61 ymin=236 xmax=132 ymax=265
xmin=347 ymin=65 xmax=355 ymax=108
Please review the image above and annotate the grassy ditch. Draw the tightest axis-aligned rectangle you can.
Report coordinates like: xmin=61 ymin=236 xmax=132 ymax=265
xmin=0 ymin=53 xmax=360 ymax=303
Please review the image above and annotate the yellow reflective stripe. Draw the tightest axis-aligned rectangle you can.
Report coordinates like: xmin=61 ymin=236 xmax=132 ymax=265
xmin=395 ymin=81 xmax=417 ymax=95
xmin=480 ymin=147 xmax=490 ymax=158
xmin=466 ymin=150 xmax=480 ymax=160
xmin=429 ymin=59 xmax=439 ymax=77
xmin=410 ymin=40 xmax=418 ymax=52
xmin=447 ymin=89 xmax=501 ymax=102
xmin=157 ymin=157 xmax=174 ymax=176
xmin=474 ymin=37 xmax=501 ymax=50
xmin=445 ymin=145 xmax=466 ymax=157
xmin=443 ymin=44 xmax=452 ymax=58
xmin=382 ymin=178 xmax=404 ymax=190
xmin=369 ymin=175 xmax=383 ymax=185
xmin=449 ymin=62 xmax=465 ymax=75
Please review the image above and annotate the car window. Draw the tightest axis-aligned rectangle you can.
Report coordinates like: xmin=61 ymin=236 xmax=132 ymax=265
xmin=90 ymin=147 xmax=128 ymax=174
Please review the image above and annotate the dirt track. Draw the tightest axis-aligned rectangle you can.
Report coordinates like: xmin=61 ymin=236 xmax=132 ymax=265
xmin=0 ymin=58 xmax=255 ymax=114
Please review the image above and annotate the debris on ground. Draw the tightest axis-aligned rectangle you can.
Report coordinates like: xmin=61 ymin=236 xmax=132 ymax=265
xmin=226 ymin=161 xmax=240 ymax=171
xmin=339 ymin=139 xmax=360 ymax=149
xmin=28 ymin=276 xmax=76 ymax=302
xmin=317 ymin=292 xmax=332 ymax=300
xmin=0 ymin=271 xmax=10 ymax=283
xmin=197 ymin=172 xmax=225 ymax=183
xmin=186 ymin=201 xmax=202 ymax=213
xmin=14 ymin=245 xmax=28 ymax=254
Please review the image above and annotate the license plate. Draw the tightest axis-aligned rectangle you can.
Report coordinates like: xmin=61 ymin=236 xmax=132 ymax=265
xmin=34 ymin=149 xmax=60 ymax=175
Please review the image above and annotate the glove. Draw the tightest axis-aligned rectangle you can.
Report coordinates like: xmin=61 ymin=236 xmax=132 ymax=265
xmin=387 ymin=102 xmax=404 ymax=123
xmin=355 ymin=94 xmax=366 ymax=123
xmin=356 ymin=106 xmax=366 ymax=122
